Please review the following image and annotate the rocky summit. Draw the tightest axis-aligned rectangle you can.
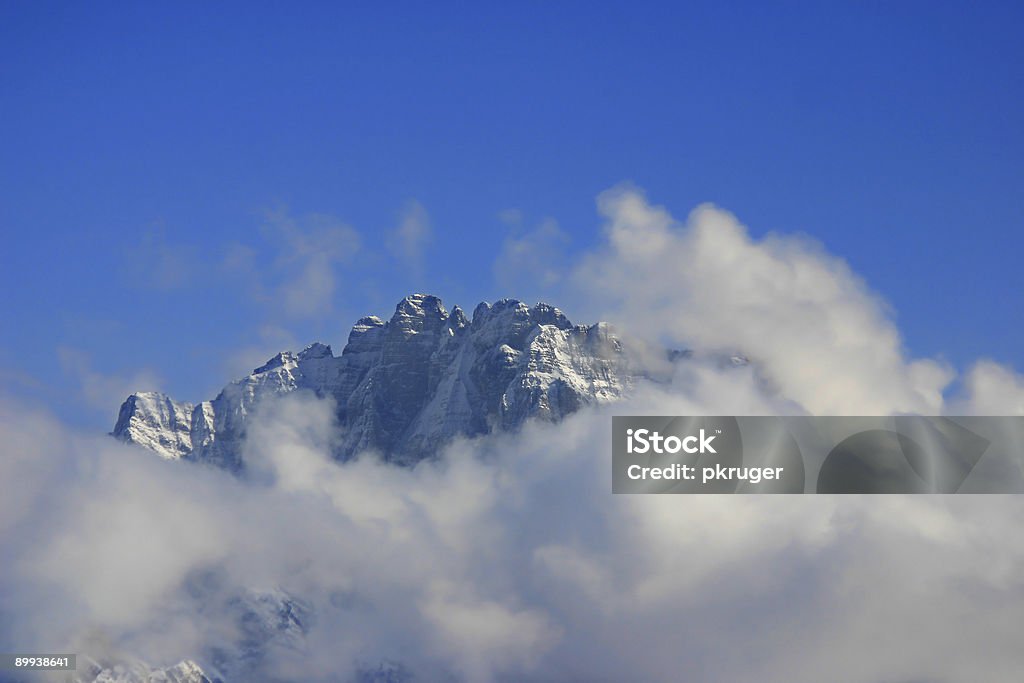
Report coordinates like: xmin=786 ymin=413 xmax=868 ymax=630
xmin=112 ymin=294 xmax=642 ymax=470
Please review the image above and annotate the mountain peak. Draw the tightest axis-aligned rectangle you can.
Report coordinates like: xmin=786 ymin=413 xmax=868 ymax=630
xmin=298 ymin=342 xmax=333 ymax=360
xmin=390 ymin=294 xmax=450 ymax=336
xmin=395 ymin=293 xmax=447 ymax=317
xmin=113 ymin=294 xmax=642 ymax=469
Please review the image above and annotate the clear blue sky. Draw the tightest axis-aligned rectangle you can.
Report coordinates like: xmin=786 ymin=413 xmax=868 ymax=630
xmin=2 ymin=1 xmax=1022 ymax=426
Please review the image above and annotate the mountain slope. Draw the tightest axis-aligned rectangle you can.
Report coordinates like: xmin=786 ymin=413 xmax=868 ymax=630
xmin=72 ymin=659 xmax=212 ymax=683
xmin=112 ymin=295 xmax=642 ymax=469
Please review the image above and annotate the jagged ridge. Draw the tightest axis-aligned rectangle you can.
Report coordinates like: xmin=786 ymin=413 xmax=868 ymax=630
xmin=112 ymin=295 xmax=640 ymax=469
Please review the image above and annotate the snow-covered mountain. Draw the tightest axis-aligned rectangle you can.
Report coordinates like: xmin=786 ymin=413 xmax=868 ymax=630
xmin=94 ymin=295 xmax=750 ymax=683
xmin=112 ymin=294 xmax=644 ymax=469
xmin=73 ymin=659 xmax=212 ymax=683
xmin=63 ymin=587 xmax=407 ymax=683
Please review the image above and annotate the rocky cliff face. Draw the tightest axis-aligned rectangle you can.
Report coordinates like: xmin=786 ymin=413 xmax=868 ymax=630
xmin=112 ymin=295 xmax=642 ymax=470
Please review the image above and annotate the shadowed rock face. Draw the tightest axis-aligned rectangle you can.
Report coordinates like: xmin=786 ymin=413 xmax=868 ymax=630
xmin=112 ymin=294 xmax=641 ymax=470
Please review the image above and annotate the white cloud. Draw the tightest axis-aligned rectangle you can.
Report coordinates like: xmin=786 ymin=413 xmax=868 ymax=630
xmin=493 ymin=216 xmax=569 ymax=303
xmin=571 ymin=184 xmax=954 ymax=415
xmin=263 ymin=209 xmax=362 ymax=319
xmin=419 ymin=580 xmax=560 ymax=683
xmin=951 ymin=360 xmax=1024 ymax=415
xmin=3 ymin=389 xmax=1024 ymax=683
xmin=221 ymin=208 xmax=361 ymax=322
xmin=387 ymin=200 xmax=432 ymax=270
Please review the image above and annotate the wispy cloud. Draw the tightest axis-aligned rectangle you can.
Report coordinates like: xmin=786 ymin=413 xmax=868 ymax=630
xmin=123 ymin=224 xmax=198 ymax=291
xmin=260 ymin=208 xmax=362 ymax=319
xmin=386 ymin=200 xmax=432 ymax=272
xmin=57 ymin=346 xmax=163 ymax=414
xmin=493 ymin=213 xmax=569 ymax=304
xmin=123 ymin=208 xmax=362 ymax=324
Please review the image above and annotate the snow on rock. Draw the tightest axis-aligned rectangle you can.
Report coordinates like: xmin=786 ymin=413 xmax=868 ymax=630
xmin=74 ymin=658 xmax=212 ymax=683
xmin=112 ymin=294 xmax=646 ymax=470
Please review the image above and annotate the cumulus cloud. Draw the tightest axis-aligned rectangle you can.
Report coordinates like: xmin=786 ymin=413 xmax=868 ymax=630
xmin=951 ymin=360 xmax=1024 ymax=415
xmin=571 ymin=184 xmax=954 ymax=415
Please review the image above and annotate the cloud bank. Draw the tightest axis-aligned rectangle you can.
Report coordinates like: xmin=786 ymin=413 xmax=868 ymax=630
xmin=3 ymin=383 xmax=1024 ymax=683
xmin=3 ymin=185 xmax=1024 ymax=682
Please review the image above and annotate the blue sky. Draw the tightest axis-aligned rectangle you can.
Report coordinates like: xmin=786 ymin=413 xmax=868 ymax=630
xmin=2 ymin=1 xmax=1022 ymax=426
